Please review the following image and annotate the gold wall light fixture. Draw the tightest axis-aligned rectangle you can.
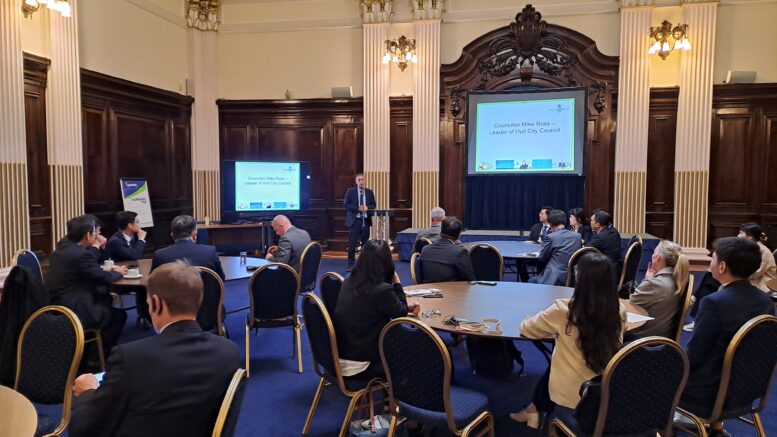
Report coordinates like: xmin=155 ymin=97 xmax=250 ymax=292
xmin=186 ymin=0 xmax=220 ymax=31
xmin=22 ymin=0 xmax=71 ymax=18
xmin=648 ymin=20 xmax=691 ymax=60
xmin=382 ymin=36 xmax=417 ymax=71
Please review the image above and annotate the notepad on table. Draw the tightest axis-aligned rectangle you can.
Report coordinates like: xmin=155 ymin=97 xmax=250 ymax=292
xmin=626 ymin=312 xmax=654 ymax=323
xmin=405 ymin=288 xmax=442 ymax=297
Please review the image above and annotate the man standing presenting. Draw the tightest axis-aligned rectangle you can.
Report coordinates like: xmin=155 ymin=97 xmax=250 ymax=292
xmin=344 ymin=173 xmax=376 ymax=270
xmin=265 ymin=214 xmax=311 ymax=271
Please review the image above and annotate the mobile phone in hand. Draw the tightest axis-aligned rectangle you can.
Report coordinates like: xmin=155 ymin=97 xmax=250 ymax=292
xmin=94 ymin=371 xmax=106 ymax=386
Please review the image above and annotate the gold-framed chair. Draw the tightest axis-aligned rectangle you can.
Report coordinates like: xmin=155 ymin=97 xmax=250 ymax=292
xmin=300 ymin=293 xmax=389 ymax=437
xmin=672 ymin=274 xmax=695 ymax=343
xmin=674 ymin=314 xmax=777 ymax=437
xmin=245 ymin=263 xmax=302 ymax=377
xmin=617 ymin=238 xmax=643 ymax=292
xmin=319 ymin=272 xmax=344 ymax=316
xmin=299 ymin=241 xmax=323 ymax=292
xmin=0 ymin=385 xmax=38 ymax=437
xmin=211 ymin=368 xmax=248 ymax=437
xmin=12 ymin=249 xmax=44 ymax=284
xmin=197 ymin=267 xmax=227 ymax=337
xmin=550 ymin=336 xmax=697 ymax=437
xmin=380 ymin=317 xmax=495 ymax=437
xmin=15 ymin=305 xmax=85 ymax=437
xmin=410 ymin=252 xmax=423 ymax=285
xmin=565 ymin=247 xmax=601 ymax=287
xmin=83 ymin=329 xmax=106 ymax=372
xmin=468 ymin=243 xmax=504 ymax=281
xmin=412 ymin=237 xmax=433 ymax=255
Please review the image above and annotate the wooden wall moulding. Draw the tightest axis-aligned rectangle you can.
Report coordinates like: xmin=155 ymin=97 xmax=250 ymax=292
xmin=439 ymin=4 xmax=619 ymax=219
xmin=23 ymin=53 xmax=52 ymax=257
xmin=81 ymin=70 xmax=194 ymax=252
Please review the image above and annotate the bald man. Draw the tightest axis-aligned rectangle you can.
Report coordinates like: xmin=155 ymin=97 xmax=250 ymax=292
xmin=265 ymin=215 xmax=311 ymax=271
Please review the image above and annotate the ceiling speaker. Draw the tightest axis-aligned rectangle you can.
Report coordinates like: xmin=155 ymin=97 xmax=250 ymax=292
xmin=331 ymin=86 xmax=353 ymax=98
xmin=724 ymin=71 xmax=756 ymax=84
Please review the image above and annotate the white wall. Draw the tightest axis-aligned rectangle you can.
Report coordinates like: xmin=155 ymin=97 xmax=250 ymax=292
xmin=715 ymin=2 xmax=777 ymax=84
xmin=20 ymin=9 xmax=50 ymax=58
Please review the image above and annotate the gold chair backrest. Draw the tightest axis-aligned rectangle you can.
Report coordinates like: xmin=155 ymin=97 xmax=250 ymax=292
xmin=197 ymin=267 xmax=227 ymax=337
xmin=410 ymin=252 xmax=420 ymax=285
xmin=468 ymin=243 xmax=504 ymax=281
xmin=674 ymin=274 xmax=695 ymax=343
xmin=211 ymin=368 xmax=247 ymax=437
xmin=565 ymin=247 xmax=601 ymax=287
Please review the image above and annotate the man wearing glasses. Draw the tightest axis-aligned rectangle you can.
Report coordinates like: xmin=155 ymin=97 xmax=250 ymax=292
xmin=107 ymin=211 xmax=147 ymax=262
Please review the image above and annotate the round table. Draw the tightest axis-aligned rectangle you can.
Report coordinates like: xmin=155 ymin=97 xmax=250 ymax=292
xmin=113 ymin=256 xmax=269 ymax=288
xmin=405 ymin=281 xmax=648 ymax=340
xmin=462 ymin=240 xmax=541 ymax=259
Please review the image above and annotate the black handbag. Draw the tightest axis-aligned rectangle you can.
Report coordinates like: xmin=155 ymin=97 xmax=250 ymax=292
xmin=572 ymin=374 xmax=603 ymax=434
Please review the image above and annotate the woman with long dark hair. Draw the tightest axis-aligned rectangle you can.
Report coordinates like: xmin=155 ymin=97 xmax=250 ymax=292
xmin=333 ymin=239 xmax=420 ymax=379
xmin=511 ymin=252 xmax=625 ymax=428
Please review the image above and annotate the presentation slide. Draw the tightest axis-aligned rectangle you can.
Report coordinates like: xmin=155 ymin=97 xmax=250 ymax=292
xmin=234 ymin=162 xmax=301 ymax=211
xmin=466 ymin=88 xmax=586 ymax=176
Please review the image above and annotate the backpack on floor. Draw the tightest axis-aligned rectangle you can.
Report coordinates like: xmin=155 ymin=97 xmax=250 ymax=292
xmin=465 ymin=337 xmax=524 ymax=378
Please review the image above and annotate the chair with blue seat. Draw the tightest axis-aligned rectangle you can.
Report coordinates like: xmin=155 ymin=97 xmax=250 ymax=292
xmin=245 ymin=263 xmax=302 ymax=376
xmin=12 ymin=249 xmax=43 ymax=284
xmin=617 ymin=238 xmax=643 ymax=296
xmin=550 ymin=336 xmax=699 ymax=437
xmin=410 ymin=252 xmax=424 ymax=285
xmin=298 ymin=241 xmax=323 ymax=292
xmin=211 ymin=368 xmax=248 ymax=437
xmin=319 ymin=272 xmax=344 ymax=316
xmin=674 ymin=314 xmax=777 ymax=437
xmin=300 ymin=293 xmax=389 ymax=437
xmin=196 ymin=267 xmax=227 ymax=337
xmin=15 ymin=305 xmax=84 ymax=437
xmin=413 ymin=237 xmax=433 ymax=255
xmin=468 ymin=243 xmax=504 ymax=281
xmin=379 ymin=317 xmax=495 ymax=437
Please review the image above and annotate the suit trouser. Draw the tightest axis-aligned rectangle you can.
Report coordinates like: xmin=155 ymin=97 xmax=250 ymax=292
xmin=347 ymin=220 xmax=371 ymax=264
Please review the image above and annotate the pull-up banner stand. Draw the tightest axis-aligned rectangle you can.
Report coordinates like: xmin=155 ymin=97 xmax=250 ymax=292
xmin=119 ymin=178 xmax=154 ymax=227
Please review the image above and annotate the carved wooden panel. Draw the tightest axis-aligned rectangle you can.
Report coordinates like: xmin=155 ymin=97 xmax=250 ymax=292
xmin=389 ymin=97 xmax=413 ymax=237
xmin=23 ymin=53 xmax=51 ymax=256
xmin=645 ymin=87 xmax=679 ymax=239
xmin=81 ymin=70 xmax=193 ymax=250
xmin=763 ymin=115 xmax=777 ymax=207
xmin=710 ymin=112 xmax=753 ymax=207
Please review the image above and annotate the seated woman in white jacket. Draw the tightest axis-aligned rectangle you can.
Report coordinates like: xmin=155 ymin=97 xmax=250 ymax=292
xmin=512 ymin=252 xmax=625 ymax=428
xmin=626 ymin=240 xmax=689 ymax=340
xmin=738 ymin=223 xmax=777 ymax=292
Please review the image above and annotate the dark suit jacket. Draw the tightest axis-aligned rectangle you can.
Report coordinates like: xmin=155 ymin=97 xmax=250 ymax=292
xmin=333 ymin=279 xmax=408 ymax=363
xmin=343 ymin=187 xmax=376 ymax=227
xmin=532 ymin=228 xmax=582 ymax=286
xmin=46 ymin=239 xmax=122 ymax=329
xmin=151 ymin=239 xmax=225 ymax=280
xmin=106 ymin=231 xmax=146 ymax=262
xmin=420 ymin=238 xmax=476 ymax=283
xmin=586 ymin=226 xmax=623 ymax=275
xmin=682 ymin=280 xmax=775 ymax=406
xmin=274 ymin=226 xmax=312 ymax=271
xmin=69 ymin=320 xmax=240 ymax=437
xmin=572 ymin=224 xmax=592 ymax=244
xmin=528 ymin=223 xmax=550 ymax=243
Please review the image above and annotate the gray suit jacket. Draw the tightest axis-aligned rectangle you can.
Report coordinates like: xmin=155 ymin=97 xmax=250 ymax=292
xmin=416 ymin=224 xmax=442 ymax=242
xmin=532 ymin=228 xmax=582 ymax=286
xmin=627 ymin=267 xmax=680 ymax=339
xmin=274 ymin=226 xmax=312 ymax=271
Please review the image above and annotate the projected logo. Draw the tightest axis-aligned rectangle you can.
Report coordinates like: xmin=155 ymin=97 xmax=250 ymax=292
xmin=282 ymin=166 xmax=296 ymax=172
xmin=550 ymin=104 xmax=570 ymax=113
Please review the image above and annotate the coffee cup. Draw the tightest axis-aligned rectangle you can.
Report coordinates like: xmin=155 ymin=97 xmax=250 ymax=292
xmin=127 ymin=268 xmax=140 ymax=278
xmin=103 ymin=259 xmax=114 ymax=271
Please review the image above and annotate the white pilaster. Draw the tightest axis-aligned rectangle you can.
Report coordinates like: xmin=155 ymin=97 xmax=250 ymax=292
xmin=613 ymin=5 xmax=653 ymax=234
xmin=363 ymin=22 xmax=391 ymax=210
xmin=0 ymin=0 xmax=30 ymax=265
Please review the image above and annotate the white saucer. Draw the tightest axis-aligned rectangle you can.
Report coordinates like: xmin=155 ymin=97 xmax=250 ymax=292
xmin=123 ymin=274 xmax=143 ymax=279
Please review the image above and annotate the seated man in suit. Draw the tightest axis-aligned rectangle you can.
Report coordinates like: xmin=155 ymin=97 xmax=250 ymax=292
xmin=265 ymin=214 xmax=311 ymax=271
xmin=107 ymin=211 xmax=147 ymax=262
xmin=679 ymin=237 xmax=775 ymax=435
xmin=529 ymin=210 xmax=582 ymax=286
xmin=416 ymin=206 xmax=445 ymax=243
xmin=151 ymin=215 xmax=225 ymax=280
xmin=107 ymin=210 xmax=150 ymax=325
xmin=47 ymin=215 xmax=128 ymax=359
xmin=586 ymin=210 xmax=623 ymax=277
xmin=69 ymin=261 xmax=241 ymax=437
xmin=528 ymin=206 xmax=554 ymax=243
xmin=420 ymin=217 xmax=475 ymax=283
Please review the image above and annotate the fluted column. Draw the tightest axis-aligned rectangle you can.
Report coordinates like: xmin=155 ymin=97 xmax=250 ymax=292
xmin=613 ymin=4 xmax=652 ymax=234
xmin=0 ymin=0 xmax=30 ymax=265
xmin=362 ymin=22 xmax=391 ymax=212
xmin=673 ymin=1 xmax=717 ymax=251
xmin=411 ymin=2 xmax=442 ymax=228
xmin=47 ymin=0 xmax=84 ymax=247
xmin=190 ymin=30 xmax=221 ymax=221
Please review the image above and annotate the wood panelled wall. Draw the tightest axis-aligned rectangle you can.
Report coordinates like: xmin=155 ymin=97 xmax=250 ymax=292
xmin=643 ymin=84 xmax=777 ymax=249
xmin=23 ymin=53 xmax=52 ymax=257
xmin=80 ymin=70 xmax=193 ymax=251
xmin=217 ymin=98 xmax=414 ymax=251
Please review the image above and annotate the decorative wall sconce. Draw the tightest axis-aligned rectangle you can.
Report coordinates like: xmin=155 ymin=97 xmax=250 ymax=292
xmin=382 ymin=36 xmax=417 ymax=71
xmin=186 ymin=0 xmax=219 ymax=31
xmin=22 ymin=0 xmax=71 ymax=18
xmin=648 ymin=21 xmax=691 ymax=60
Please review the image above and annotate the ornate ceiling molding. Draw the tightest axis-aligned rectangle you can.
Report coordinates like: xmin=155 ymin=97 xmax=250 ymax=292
xmin=410 ymin=0 xmax=446 ymax=20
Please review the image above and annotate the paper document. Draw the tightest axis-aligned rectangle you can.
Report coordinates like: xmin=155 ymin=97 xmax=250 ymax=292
xmin=627 ymin=312 xmax=654 ymax=323
xmin=405 ymin=288 xmax=442 ymax=297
